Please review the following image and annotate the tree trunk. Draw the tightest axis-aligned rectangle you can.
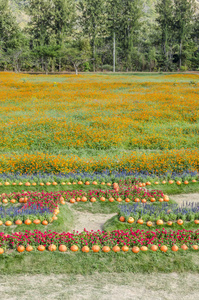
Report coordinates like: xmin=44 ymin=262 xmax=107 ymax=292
xmin=41 ymin=57 xmax=44 ymax=72
xmin=179 ymin=40 xmax=182 ymax=68
xmin=74 ymin=65 xmax=78 ymax=75
xmin=51 ymin=58 xmax=55 ymax=72
xmin=93 ymin=42 xmax=95 ymax=72
xmin=45 ymin=59 xmax=48 ymax=75
xmin=113 ymin=32 xmax=116 ymax=72
xmin=14 ymin=63 xmax=18 ymax=73
xmin=59 ymin=58 xmax=61 ymax=72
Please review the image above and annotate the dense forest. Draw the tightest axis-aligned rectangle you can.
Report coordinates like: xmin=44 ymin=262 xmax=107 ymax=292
xmin=0 ymin=0 xmax=199 ymax=73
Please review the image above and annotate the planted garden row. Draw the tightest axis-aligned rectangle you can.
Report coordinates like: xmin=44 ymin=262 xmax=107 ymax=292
xmin=0 ymin=178 xmax=197 ymax=187
xmin=119 ymin=217 xmax=199 ymax=227
xmin=1 ymin=228 xmax=199 ymax=250
xmin=0 ymin=243 xmax=198 ymax=255
xmin=0 ymin=202 xmax=59 ymax=225
xmin=0 ymin=188 xmax=169 ymax=204
xmin=118 ymin=202 xmax=199 ymax=223
xmin=0 ymin=191 xmax=62 ymax=225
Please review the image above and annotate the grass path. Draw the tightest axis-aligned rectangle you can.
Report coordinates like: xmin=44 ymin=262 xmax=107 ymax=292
xmin=1 ymin=273 xmax=199 ymax=300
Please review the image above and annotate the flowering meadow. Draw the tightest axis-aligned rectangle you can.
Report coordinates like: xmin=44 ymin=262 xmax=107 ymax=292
xmin=0 ymin=72 xmax=199 ymax=175
xmin=0 ymin=73 xmax=199 ymax=269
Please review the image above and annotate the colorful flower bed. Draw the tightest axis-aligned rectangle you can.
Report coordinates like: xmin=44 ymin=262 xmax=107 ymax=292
xmin=0 ymin=203 xmax=53 ymax=225
xmin=0 ymin=191 xmax=62 ymax=226
xmin=0 ymin=186 xmax=168 ymax=204
xmin=0 ymin=150 xmax=199 ymax=175
xmin=63 ymin=187 xmax=166 ymax=203
xmin=0 ymin=170 xmax=198 ymax=185
xmin=0 ymin=228 xmax=199 ymax=254
xmin=0 ymin=191 xmax=61 ymax=209
xmin=118 ymin=203 xmax=199 ymax=226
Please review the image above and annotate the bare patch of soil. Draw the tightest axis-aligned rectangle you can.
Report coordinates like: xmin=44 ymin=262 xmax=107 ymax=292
xmin=171 ymin=193 xmax=199 ymax=206
xmin=72 ymin=210 xmax=116 ymax=232
xmin=0 ymin=273 xmax=199 ymax=300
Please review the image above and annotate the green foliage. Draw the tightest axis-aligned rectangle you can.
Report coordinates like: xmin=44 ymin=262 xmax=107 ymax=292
xmin=0 ymin=251 xmax=199 ymax=275
xmin=60 ymin=38 xmax=92 ymax=74
xmin=0 ymin=0 xmax=28 ymax=71
xmin=0 ymin=0 xmax=198 ymax=72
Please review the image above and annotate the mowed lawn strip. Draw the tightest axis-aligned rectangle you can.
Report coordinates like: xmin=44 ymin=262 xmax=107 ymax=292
xmin=0 ymin=251 xmax=199 ymax=275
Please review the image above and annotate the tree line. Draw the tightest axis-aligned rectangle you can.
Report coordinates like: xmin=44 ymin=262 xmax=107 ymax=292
xmin=0 ymin=0 xmax=198 ymax=73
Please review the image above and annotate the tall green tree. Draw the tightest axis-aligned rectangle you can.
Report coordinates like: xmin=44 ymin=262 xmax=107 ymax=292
xmin=191 ymin=13 xmax=199 ymax=69
xmin=61 ymin=38 xmax=92 ymax=74
xmin=155 ymin=0 xmax=174 ymax=70
xmin=27 ymin=0 xmax=55 ymax=47
xmin=173 ymin=0 xmax=196 ymax=68
xmin=52 ymin=0 xmax=76 ymax=71
xmin=106 ymin=0 xmax=123 ymax=72
xmin=118 ymin=0 xmax=142 ymax=71
xmin=78 ymin=0 xmax=107 ymax=71
xmin=27 ymin=0 xmax=76 ymax=72
xmin=0 ymin=0 xmax=27 ymax=71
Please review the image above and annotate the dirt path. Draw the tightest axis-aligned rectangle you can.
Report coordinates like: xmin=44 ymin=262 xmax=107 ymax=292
xmin=69 ymin=194 xmax=199 ymax=232
xmin=171 ymin=193 xmax=199 ymax=205
xmin=72 ymin=210 xmax=116 ymax=232
xmin=0 ymin=273 xmax=199 ymax=300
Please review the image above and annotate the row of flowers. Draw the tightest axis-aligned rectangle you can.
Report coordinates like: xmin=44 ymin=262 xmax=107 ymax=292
xmin=0 ymin=218 xmax=53 ymax=226
xmin=0 ymin=177 xmax=198 ymax=187
xmin=0 ymin=150 xmax=199 ymax=175
xmin=119 ymin=217 xmax=199 ymax=228
xmin=0 ymin=170 xmax=198 ymax=183
xmin=0 ymin=203 xmax=54 ymax=224
xmin=0 ymin=228 xmax=199 ymax=251
xmin=1 ymin=243 xmax=198 ymax=254
xmin=118 ymin=202 xmax=199 ymax=222
xmin=0 ymin=187 xmax=168 ymax=204
xmin=0 ymin=191 xmax=61 ymax=210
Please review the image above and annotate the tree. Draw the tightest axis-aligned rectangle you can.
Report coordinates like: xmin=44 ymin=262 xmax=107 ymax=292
xmin=173 ymin=0 xmax=196 ymax=68
xmin=118 ymin=0 xmax=142 ymax=71
xmin=191 ymin=13 xmax=199 ymax=69
xmin=52 ymin=0 xmax=76 ymax=71
xmin=155 ymin=0 xmax=174 ymax=70
xmin=78 ymin=0 xmax=107 ymax=72
xmin=32 ymin=45 xmax=60 ymax=74
xmin=61 ymin=39 xmax=92 ymax=74
xmin=27 ymin=0 xmax=76 ymax=72
xmin=0 ymin=0 xmax=27 ymax=71
xmin=148 ymin=46 xmax=157 ymax=71
xmin=27 ymin=0 xmax=55 ymax=46
xmin=106 ymin=0 xmax=123 ymax=72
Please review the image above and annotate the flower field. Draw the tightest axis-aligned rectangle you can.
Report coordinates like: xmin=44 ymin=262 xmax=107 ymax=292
xmin=0 ymin=72 xmax=199 ymax=175
xmin=0 ymin=72 xmax=199 ymax=274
